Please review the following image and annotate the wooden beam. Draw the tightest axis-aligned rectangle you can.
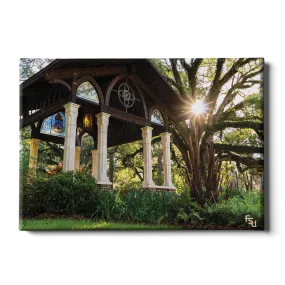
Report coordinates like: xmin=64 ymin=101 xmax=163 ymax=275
xmin=38 ymin=133 xmax=64 ymax=145
xmin=20 ymin=98 xmax=68 ymax=129
xmin=104 ymin=106 xmax=150 ymax=127
xmin=129 ymin=74 xmax=169 ymax=116
xmin=45 ymin=66 xmax=127 ymax=80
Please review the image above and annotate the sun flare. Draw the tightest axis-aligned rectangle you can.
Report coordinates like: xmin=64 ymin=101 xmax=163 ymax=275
xmin=192 ymin=100 xmax=207 ymax=114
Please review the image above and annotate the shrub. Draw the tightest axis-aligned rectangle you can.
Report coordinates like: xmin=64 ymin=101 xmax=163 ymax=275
xmin=20 ymin=176 xmax=45 ymax=217
xmin=198 ymin=191 xmax=264 ymax=226
xmin=20 ymin=168 xmax=263 ymax=227
xmin=20 ymin=171 xmax=99 ymax=217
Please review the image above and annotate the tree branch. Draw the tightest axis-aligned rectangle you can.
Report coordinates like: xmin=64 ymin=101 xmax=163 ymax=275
xmin=213 ymin=58 xmax=226 ymax=85
xmin=207 ymin=120 xmax=263 ymax=133
xmin=217 ymin=152 xmax=263 ymax=168
xmin=121 ymin=137 xmax=161 ymax=165
xmin=169 ymin=59 xmax=186 ymax=98
xmin=211 ymin=143 xmax=263 ymax=154
xmin=179 ymin=58 xmax=191 ymax=73
xmin=219 ymin=58 xmax=259 ymax=87
xmin=189 ymin=58 xmax=203 ymax=99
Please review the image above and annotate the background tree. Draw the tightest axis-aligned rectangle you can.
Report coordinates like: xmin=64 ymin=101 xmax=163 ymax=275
xmin=151 ymin=58 xmax=264 ymax=202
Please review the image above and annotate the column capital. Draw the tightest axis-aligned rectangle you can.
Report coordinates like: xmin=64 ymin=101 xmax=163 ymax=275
xmin=63 ymin=102 xmax=81 ymax=109
xmin=160 ymin=132 xmax=171 ymax=140
xmin=96 ymin=112 xmax=111 ymax=125
xmin=141 ymin=126 xmax=153 ymax=134
xmin=96 ymin=112 xmax=111 ymax=119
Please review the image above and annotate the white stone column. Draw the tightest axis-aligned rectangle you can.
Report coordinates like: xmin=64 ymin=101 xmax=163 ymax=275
xmin=63 ymin=102 xmax=80 ymax=171
xmin=96 ymin=112 xmax=111 ymax=185
xmin=161 ymin=132 xmax=175 ymax=189
xmin=74 ymin=146 xmax=81 ymax=171
xmin=91 ymin=149 xmax=97 ymax=179
xmin=141 ymin=126 xmax=155 ymax=188
xmin=29 ymin=138 xmax=40 ymax=169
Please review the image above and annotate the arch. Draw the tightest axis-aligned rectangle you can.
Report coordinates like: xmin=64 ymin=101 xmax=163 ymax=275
xmin=78 ymin=129 xmax=96 ymax=148
xmin=105 ymin=74 xmax=148 ymax=119
xmin=149 ymin=106 xmax=167 ymax=126
xmin=40 ymin=112 xmax=66 ymax=137
xmin=76 ymin=76 xmax=104 ymax=104
xmin=80 ymin=132 xmax=95 ymax=171
xmin=48 ymin=79 xmax=71 ymax=91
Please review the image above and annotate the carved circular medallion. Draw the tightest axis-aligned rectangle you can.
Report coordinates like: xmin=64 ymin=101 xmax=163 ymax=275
xmin=117 ymin=82 xmax=136 ymax=109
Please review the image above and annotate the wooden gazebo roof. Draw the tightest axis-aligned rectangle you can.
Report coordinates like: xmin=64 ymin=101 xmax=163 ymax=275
xmin=20 ymin=59 xmax=187 ymax=146
xmin=20 ymin=56 xmax=187 ymax=121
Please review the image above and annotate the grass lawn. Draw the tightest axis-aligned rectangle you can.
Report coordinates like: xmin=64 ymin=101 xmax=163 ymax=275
xmin=19 ymin=219 xmax=184 ymax=231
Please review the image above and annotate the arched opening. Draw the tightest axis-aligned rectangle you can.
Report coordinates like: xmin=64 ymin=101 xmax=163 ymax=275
xmin=152 ymin=138 xmax=164 ymax=186
xmin=40 ymin=112 xmax=66 ymax=137
xmin=151 ymin=109 xmax=165 ymax=126
xmin=76 ymin=82 xmax=99 ymax=104
xmin=79 ymin=132 xmax=94 ymax=173
xmin=149 ymin=109 xmax=166 ymax=186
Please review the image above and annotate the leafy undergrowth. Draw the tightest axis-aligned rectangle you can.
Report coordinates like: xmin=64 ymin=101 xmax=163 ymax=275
xmin=20 ymin=172 xmax=264 ymax=229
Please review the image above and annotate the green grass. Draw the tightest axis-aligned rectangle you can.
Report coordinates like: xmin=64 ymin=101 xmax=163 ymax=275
xmin=19 ymin=219 xmax=183 ymax=231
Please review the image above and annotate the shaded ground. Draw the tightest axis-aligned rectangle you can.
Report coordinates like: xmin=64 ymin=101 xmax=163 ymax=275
xmin=19 ymin=218 xmax=263 ymax=231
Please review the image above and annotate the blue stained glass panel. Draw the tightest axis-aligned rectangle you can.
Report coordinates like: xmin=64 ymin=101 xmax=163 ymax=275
xmin=151 ymin=109 xmax=164 ymax=126
xmin=40 ymin=112 xmax=66 ymax=137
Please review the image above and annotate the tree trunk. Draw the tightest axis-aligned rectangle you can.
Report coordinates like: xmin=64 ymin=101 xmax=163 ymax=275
xmin=188 ymin=125 xmax=203 ymax=202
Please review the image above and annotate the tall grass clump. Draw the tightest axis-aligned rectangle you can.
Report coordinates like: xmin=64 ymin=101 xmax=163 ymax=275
xmin=93 ymin=189 xmax=176 ymax=224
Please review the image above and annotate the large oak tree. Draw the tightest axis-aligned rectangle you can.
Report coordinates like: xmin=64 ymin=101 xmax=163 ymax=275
xmin=152 ymin=58 xmax=264 ymax=202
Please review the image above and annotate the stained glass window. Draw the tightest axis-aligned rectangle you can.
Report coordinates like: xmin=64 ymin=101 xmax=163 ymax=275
xmin=40 ymin=112 xmax=66 ymax=137
xmin=151 ymin=109 xmax=164 ymax=126
xmin=76 ymin=82 xmax=99 ymax=103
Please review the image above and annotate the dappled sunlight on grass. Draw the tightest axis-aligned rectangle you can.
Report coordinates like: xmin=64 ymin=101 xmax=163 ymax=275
xmin=19 ymin=219 xmax=182 ymax=231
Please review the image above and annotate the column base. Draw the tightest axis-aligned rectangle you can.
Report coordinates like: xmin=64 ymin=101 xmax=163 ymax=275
xmin=97 ymin=181 xmax=113 ymax=190
xmin=142 ymin=185 xmax=176 ymax=192
xmin=97 ymin=180 xmax=112 ymax=186
xmin=163 ymin=184 xmax=176 ymax=190
xmin=142 ymin=181 xmax=155 ymax=188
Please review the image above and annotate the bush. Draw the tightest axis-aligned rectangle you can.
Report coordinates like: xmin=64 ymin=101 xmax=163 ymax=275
xmin=20 ymin=171 xmax=99 ymax=217
xmin=196 ymin=191 xmax=264 ymax=226
xmin=20 ymin=169 xmax=263 ymax=227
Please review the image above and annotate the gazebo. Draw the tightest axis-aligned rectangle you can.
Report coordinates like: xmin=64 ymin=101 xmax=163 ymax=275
xmin=20 ymin=59 xmax=187 ymax=190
